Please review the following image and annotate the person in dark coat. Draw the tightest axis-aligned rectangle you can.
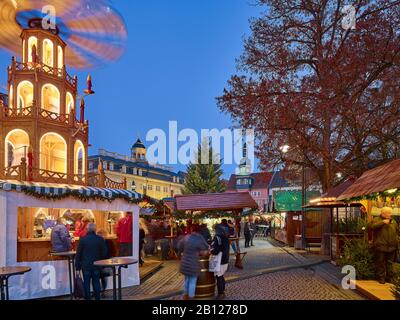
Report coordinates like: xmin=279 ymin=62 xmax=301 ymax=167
xmin=369 ymin=207 xmax=399 ymax=284
xmin=211 ymin=224 xmax=230 ymax=299
xmin=75 ymin=223 xmax=107 ymax=300
xmin=244 ymin=218 xmax=252 ymax=248
xmin=96 ymin=229 xmax=112 ymax=297
xmin=199 ymin=223 xmax=212 ymax=243
xmin=178 ymin=225 xmax=209 ymax=300
xmin=50 ymin=218 xmax=72 ymax=253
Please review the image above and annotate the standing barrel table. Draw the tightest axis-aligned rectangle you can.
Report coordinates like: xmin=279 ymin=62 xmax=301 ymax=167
xmin=195 ymin=253 xmax=215 ymax=299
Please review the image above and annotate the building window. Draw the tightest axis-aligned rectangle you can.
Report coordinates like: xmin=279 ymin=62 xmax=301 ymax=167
xmin=133 ymin=168 xmax=137 ymax=175
xmin=43 ymin=39 xmax=54 ymax=68
xmin=103 ymin=161 xmax=108 ymax=170
xmin=74 ymin=140 xmax=85 ymax=177
xmin=163 ymin=186 xmax=168 ymax=193
xmin=147 ymin=185 xmax=153 ymax=191
xmin=122 ymin=165 xmax=127 ymax=173
xmin=66 ymin=92 xmax=74 ymax=114
xmin=57 ymin=45 xmax=63 ymax=70
xmin=89 ymin=162 xmax=94 ymax=171
xmin=138 ymin=169 xmax=142 ymax=176
xmin=156 ymin=186 xmax=160 ymax=192
xmin=41 ymin=84 xmax=60 ymax=114
xmin=17 ymin=81 xmax=34 ymax=110
xmin=109 ymin=162 xmax=114 ymax=171
xmin=40 ymin=132 xmax=67 ymax=174
xmin=5 ymin=129 xmax=30 ymax=169
xmin=28 ymin=36 xmax=38 ymax=64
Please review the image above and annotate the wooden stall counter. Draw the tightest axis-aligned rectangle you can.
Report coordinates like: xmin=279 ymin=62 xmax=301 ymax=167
xmin=17 ymin=236 xmax=119 ymax=262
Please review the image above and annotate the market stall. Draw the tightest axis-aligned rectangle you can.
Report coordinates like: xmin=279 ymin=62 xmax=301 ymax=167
xmin=0 ymin=180 xmax=142 ymax=300
xmin=306 ymin=177 xmax=365 ymax=260
xmin=271 ymin=190 xmax=322 ymax=246
xmin=337 ymin=159 xmax=400 ymax=215
xmin=166 ymin=192 xmax=258 ymax=299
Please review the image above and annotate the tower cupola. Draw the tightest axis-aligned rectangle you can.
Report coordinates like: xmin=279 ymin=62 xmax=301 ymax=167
xmin=131 ymin=138 xmax=147 ymax=162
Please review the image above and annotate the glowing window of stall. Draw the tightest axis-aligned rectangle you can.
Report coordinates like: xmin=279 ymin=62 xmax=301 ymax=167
xmin=41 ymin=84 xmax=60 ymax=114
xmin=43 ymin=39 xmax=54 ymax=67
xmin=5 ymin=129 xmax=30 ymax=168
xmin=17 ymin=81 xmax=34 ymax=110
xmin=27 ymin=36 xmax=38 ymax=63
xmin=40 ymin=132 xmax=67 ymax=174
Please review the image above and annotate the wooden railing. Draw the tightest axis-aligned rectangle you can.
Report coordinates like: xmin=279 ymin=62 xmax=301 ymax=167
xmin=3 ymin=161 xmax=125 ymax=190
xmin=37 ymin=168 xmax=68 ymax=183
xmin=87 ymin=173 xmax=127 ymax=190
xmin=4 ymin=165 xmax=21 ymax=179
xmin=3 ymin=106 xmax=33 ymax=118
xmin=104 ymin=175 xmax=127 ymax=189
xmin=13 ymin=60 xmax=77 ymax=88
xmin=39 ymin=109 xmax=69 ymax=124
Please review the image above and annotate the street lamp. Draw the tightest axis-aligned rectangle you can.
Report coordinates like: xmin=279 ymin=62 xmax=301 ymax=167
xmin=280 ymin=145 xmax=290 ymax=154
xmin=280 ymin=144 xmax=307 ymax=249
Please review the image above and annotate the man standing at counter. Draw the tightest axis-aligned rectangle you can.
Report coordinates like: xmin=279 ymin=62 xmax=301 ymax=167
xmin=50 ymin=218 xmax=72 ymax=253
xmin=75 ymin=223 xmax=107 ymax=300
xmin=116 ymin=212 xmax=133 ymax=256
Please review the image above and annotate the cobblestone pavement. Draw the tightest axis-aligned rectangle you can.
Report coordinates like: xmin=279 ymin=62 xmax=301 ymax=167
xmin=104 ymin=239 xmax=303 ymax=300
xmin=85 ymin=238 xmax=364 ymax=300
xmin=205 ymin=268 xmax=363 ymax=300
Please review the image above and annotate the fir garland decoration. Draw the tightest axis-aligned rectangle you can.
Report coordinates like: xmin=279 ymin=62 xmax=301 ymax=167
xmin=343 ymin=190 xmax=400 ymax=203
xmin=17 ymin=186 xmax=162 ymax=207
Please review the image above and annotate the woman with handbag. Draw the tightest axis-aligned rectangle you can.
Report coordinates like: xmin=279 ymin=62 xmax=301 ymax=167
xmin=210 ymin=224 xmax=230 ymax=300
xmin=178 ymin=224 xmax=209 ymax=300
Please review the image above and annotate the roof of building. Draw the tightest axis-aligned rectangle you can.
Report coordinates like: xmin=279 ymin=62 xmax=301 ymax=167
xmin=337 ymin=159 xmax=400 ymax=200
xmin=269 ymin=170 xmax=291 ymax=189
xmin=324 ymin=176 xmax=357 ymax=198
xmin=174 ymin=192 xmax=258 ymax=211
xmin=227 ymin=172 xmax=274 ymax=190
xmin=132 ymin=138 xmax=146 ymax=149
xmin=88 ymin=155 xmax=185 ymax=184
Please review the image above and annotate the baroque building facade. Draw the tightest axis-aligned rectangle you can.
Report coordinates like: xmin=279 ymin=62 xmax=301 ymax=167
xmin=88 ymin=139 xmax=185 ymax=200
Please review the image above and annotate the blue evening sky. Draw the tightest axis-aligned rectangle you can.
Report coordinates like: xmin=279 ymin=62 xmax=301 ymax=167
xmin=0 ymin=0 xmax=263 ymax=179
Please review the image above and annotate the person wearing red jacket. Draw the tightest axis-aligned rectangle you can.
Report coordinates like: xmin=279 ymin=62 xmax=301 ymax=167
xmin=74 ymin=217 xmax=90 ymax=238
xmin=116 ymin=212 xmax=133 ymax=256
